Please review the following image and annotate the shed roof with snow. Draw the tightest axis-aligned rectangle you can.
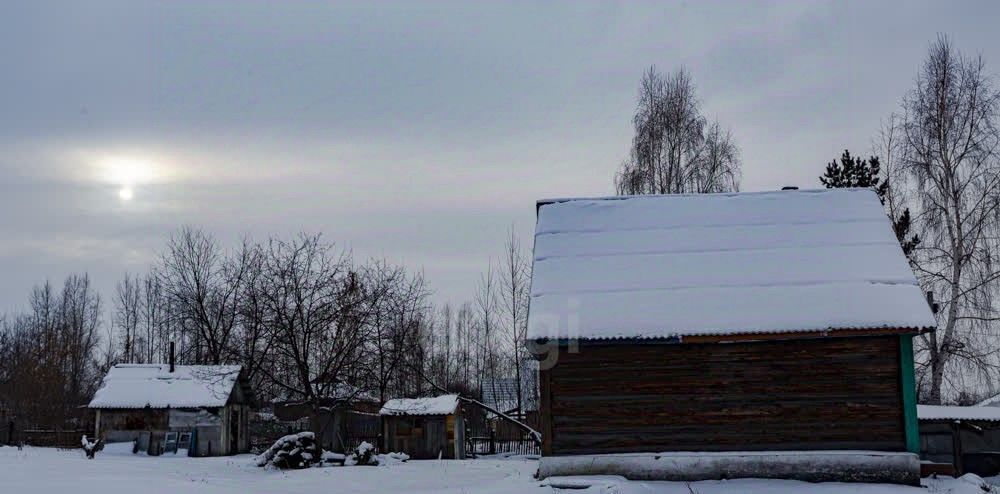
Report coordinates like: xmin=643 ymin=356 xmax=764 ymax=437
xmin=918 ymin=405 xmax=1000 ymax=422
xmin=482 ymin=376 xmax=538 ymax=414
xmin=88 ymin=364 xmax=245 ymax=409
xmin=528 ymin=188 xmax=937 ymax=342
xmin=379 ymin=395 xmax=460 ymax=416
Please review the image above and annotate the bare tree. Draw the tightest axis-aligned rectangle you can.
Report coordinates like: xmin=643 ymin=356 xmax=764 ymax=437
xmin=256 ymin=234 xmax=369 ymax=420
xmin=234 ymin=240 xmax=275 ymax=396
xmin=455 ymin=302 xmax=475 ymax=389
xmin=699 ymin=122 xmax=742 ymax=194
xmin=0 ymin=275 xmax=102 ymax=430
xmin=874 ymin=114 xmax=909 ymax=232
xmin=901 ymin=36 xmax=1000 ymax=403
xmin=475 ymin=264 xmax=500 ymax=399
xmin=114 ymin=274 xmax=141 ymax=363
xmin=870 ymin=113 xmax=925 ymax=260
xmin=58 ymin=274 xmax=103 ymax=404
xmin=615 ymin=67 xmax=741 ymax=195
xmin=437 ymin=303 xmax=453 ymax=389
xmin=159 ymin=227 xmax=249 ymax=364
xmin=364 ymin=260 xmax=429 ymax=403
xmin=498 ymin=226 xmax=530 ymax=415
xmin=139 ymin=273 xmax=169 ymax=363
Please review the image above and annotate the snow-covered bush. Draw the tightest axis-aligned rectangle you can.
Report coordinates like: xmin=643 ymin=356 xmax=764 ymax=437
xmin=254 ymin=432 xmax=323 ymax=469
xmin=351 ymin=441 xmax=378 ymax=466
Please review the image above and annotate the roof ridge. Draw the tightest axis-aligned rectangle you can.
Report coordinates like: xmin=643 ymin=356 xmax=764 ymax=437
xmin=536 ymin=187 xmax=874 ymax=207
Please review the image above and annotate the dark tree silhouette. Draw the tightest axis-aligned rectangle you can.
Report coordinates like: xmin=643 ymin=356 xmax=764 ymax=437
xmin=820 ymin=150 xmax=919 ymax=257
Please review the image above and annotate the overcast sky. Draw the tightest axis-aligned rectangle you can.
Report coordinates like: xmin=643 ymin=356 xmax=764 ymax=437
xmin=2 ymin=1 xmax=999 ymax=312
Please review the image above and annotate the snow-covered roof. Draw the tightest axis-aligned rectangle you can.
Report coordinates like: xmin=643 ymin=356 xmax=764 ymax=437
xmin=379 ymin=395 xmax=460 ymax=416
xmin=88 ymin=364 xmax=243 ymax=409
xmin=482 ymin=375 xmax=538 ymax=414
xmin=527 ymin=188 xmax=937 ymax=341
xmin=918 ymin=404 xmax=1000 ymax=422
xmin=976 ymin=393 xmax=1000 ymax=407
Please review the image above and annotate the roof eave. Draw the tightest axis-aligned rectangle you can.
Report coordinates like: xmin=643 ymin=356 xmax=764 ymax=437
xmin=527 ymin=326 xmax=932 ymax=352
xmin=918 ymin=417 xmax=1000 ymax=424
xmin=88 ymin=404 xmax=226 ymax=410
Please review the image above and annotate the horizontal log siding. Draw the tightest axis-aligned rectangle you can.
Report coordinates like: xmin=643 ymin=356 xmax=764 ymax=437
xmin=543 ymin=335 xmax=905 ymax=455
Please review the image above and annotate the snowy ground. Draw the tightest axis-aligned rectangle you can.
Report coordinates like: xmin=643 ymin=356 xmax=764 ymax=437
xmin=1 ymin=446 xmax=994 ymax=494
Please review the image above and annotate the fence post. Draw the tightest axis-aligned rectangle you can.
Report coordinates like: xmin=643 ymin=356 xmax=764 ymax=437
xmin=489 ymin=426 xmax=495 ymax=455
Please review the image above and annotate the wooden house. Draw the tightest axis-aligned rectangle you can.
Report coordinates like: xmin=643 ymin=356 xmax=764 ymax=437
xmin=526 ymin=189 xmax=937 ymax=484
xmin=380 ymin=394 xmax=465 ymax=459
xmin=88 ymin=363 xmax=255 ymax=456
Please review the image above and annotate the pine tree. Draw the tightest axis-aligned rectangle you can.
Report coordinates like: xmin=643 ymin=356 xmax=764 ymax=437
xmin=820 ymin=150 xmax=919 ymax=257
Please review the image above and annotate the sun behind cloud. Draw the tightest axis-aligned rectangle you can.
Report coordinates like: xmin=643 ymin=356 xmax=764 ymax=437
xmin=118 ymin=186 xmax=134 ymax=201
xmin=89 ymin=154 xmax=168 ymax=202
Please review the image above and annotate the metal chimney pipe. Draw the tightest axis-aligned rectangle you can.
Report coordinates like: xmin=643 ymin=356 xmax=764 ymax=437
xmin=169 ymin=341 xmax=175 ymax=373
xmin=926 ymin=291 xmax=940 ymax=314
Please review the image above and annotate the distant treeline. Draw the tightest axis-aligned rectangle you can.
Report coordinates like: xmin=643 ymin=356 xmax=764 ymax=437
xmin=0 ymin=227 xmax=532 ymax=429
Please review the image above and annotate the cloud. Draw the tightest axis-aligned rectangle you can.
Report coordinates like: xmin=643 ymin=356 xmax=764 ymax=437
xmin=1 ymin=1 xmax=999 ymax=310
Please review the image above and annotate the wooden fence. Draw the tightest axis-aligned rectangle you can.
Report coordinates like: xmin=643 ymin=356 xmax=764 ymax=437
xmin=21 ymin=429 xmax=89 ymax=449
xmin=465 ymin=422 xmax=539 ymax=457
xmin=249 ymin=417 xmax=309 ymax=453
xmin=342 ymin=411 xmax=380 ymax=451
xmin=250 ymin=411 xmax=380 ymax=454
xmin=252 ymin=410 xmax=538 ymax=457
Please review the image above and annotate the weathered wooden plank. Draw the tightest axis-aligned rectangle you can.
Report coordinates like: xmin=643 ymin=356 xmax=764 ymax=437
xmin=540 ymin=367 xmax=553 ymax=456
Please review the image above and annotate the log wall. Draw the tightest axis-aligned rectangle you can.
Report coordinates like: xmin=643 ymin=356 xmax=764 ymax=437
xmin=540 ymin=335 xmax=905 ymax=455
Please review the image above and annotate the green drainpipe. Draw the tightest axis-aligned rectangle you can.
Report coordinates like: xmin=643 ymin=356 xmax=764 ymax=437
xmin=899 ymin=334 xmax=920 ymax=454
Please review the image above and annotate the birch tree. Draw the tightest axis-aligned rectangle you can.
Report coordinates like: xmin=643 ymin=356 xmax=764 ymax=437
xmin=615 ymin=67 xmax=741 ymax=195
xmin=902 ymin=36 xmax=1000 ymax=403
xmin=113 ymin=274 xmax=141 ymax=363
xmin=498 ymin=227 xmax=530 ymax=415
xmin=476 ymin=264 xmax=501 ymax=399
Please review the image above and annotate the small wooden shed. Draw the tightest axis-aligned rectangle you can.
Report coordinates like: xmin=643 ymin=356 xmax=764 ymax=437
xmin=88 ymin=363 xmax=255 ymax=456
xmin=527 ymin=189 xmax=938 ymax=484
xmin=918 ymin=404 xmax=1000 ymax=477
xmin=380 ymin=394 xmax=465 ymax=459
